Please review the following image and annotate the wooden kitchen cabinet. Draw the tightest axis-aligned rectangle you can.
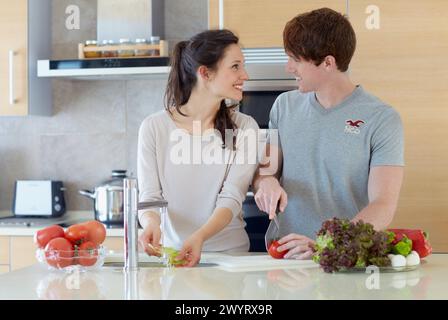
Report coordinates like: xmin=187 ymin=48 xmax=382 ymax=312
xmin=10 ymin=236 xmax=36 ymax=271
xmin=103 ymin=237 xmax=124 ymax=252
xmin=0 ymin=0 xmax=51 ymax=116
xmin=349 ymin=1 xmax=448 ymax=251
xmin=0 ymin=266 xmax=9 ymax=274
xmin=0 ymin=237 xmax=9 ymax=264
xmin=0 ymin=236 xmax=10 ymax=274
xmin=208 ymin=0 xmax=346 ymax=48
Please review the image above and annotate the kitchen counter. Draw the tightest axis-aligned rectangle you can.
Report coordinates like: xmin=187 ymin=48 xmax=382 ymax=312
xmin=0 ymin=253 xmax=447 ymax=300
xmin=0 ymin=211 xmax=126 ymax=237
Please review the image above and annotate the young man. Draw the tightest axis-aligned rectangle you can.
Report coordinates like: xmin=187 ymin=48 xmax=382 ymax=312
xmin=252 ymin=8 xmax=404 ymax=259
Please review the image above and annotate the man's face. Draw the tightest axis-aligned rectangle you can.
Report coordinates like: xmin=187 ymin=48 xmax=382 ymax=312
xmin=285 ymin=53 xmax=324 ymax=93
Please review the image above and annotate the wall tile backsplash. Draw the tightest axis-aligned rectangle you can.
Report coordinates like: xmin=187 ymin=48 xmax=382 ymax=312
xmin=0 ymin=0 xmax=207 ymax=210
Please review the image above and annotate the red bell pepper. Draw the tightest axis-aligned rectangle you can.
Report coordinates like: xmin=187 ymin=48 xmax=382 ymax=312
xmin=387 ymin=229 xmax=432 ymax=258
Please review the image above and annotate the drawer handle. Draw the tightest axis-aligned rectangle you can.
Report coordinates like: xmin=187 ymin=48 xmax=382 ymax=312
xmin=9 ymin=50 xmax=16 ymax=105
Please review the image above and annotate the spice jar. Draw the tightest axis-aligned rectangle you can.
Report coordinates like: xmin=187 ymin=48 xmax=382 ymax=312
xmin=134 ymin=38 xmax=151 ymax=56
xmin=118 ymin=39 xmax=135 ymax=57
xmin=149 ymin=36 xmax=160 ymax=56
xmin=101 ymin=40 xmax=118 ymax=58
xmin=84 ymin=40 xmax=101 ymax=58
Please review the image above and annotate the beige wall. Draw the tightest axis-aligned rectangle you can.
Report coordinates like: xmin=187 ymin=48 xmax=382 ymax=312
xmin=349 ymin=0 xmax=448 ymax=252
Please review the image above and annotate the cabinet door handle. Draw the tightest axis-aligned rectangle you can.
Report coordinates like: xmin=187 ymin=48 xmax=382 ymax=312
xmin=219 ymin=0 xmax=224 ymax=29
xmin=9 ymin=50 xmax=16 ymax=105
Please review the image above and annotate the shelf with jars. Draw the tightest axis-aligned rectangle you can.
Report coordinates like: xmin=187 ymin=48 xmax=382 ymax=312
xmin=78 ymin=37 xmax=167 ymax=60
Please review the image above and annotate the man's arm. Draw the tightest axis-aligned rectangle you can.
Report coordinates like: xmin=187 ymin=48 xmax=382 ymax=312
xmin=252 ymin=143 xmax=283 ymax=191
xmin=351 ymin=166 xmax=404 ymax=230
xmin=252 ymin=143 xmax=288 ymax=218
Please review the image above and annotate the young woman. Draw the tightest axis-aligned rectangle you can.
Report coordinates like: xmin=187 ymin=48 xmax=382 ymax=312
xmin=137 ymin=29 xmax=259 ymax=267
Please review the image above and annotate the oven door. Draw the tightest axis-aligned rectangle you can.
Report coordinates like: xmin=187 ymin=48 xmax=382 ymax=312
xmin=239 ymin=79 xmax=297 ymax=129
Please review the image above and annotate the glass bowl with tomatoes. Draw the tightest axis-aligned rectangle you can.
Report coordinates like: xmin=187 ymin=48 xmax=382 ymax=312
xmin=34 ymin=221 xmax=107 ymax=272
xmin=36 ymin=242 xmax=106 ymax=272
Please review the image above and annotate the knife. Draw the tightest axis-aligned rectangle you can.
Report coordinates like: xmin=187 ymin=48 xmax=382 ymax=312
xmin=264 ymin=210 xmax=281 ymax=251
xmin=273 ymin=213 xmax=280 ymax=230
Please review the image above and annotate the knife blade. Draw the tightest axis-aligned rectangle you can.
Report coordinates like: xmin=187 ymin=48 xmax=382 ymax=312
xmin=264 ymin=210 xmax=281 ymax=251
xmin=273 ymin=214 xmax=280 ymax=230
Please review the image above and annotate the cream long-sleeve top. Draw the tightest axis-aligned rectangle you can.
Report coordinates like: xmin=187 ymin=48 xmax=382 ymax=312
xmin=137 ymin=110 xmax=260 ymax=252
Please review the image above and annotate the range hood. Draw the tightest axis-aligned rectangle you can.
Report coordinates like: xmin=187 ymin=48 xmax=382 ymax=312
xmin=37 ymin=0 xmax=293 ymax=82
xmin=38 ymin=49 xmax=293 ymax=83
xmin=97 ymin=0 xmax=163 ymax=43
xmin=37 ymin=57 xmax=170 ymax=80
xmin=38 ymin=0 xmax=168 ymax=80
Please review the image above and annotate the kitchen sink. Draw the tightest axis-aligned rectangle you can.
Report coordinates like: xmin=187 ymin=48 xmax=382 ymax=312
xmin=102 ymin=261 xmax=217 ymax=268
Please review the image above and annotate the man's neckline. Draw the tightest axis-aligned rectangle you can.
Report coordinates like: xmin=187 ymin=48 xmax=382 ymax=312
xmin=310 ymin=85 xmax=362 ymax=115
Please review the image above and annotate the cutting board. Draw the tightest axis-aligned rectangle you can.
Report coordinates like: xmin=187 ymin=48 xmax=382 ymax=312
xmin=202 ymin=253 xmax=319 ymax=272
xmin=104 ymin=252 xmax=319 ymax=271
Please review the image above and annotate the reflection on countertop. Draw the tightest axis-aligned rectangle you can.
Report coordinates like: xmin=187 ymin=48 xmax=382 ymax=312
xmin=0 ymin=253 xmax=445 ymax=300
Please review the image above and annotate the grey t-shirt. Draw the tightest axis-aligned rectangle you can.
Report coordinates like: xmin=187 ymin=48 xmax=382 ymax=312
xmin=269 ymin=85 xmax=404 ymax=239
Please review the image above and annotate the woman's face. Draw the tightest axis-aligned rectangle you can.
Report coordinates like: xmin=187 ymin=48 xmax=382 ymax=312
xmin=207 ymin=44 xmax=249 ymax=101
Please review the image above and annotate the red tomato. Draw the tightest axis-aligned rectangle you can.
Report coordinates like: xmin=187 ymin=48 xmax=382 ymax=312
xmin=82 ymin=220 xmax=106 ymax=245
xmin=64 ymin=224 xmax=89 ymax=245
xmin=34 ymin=225 xmax=65 ymax=248
xmin=45 ymin=237 xmax=74 ymax=268
xmin=78 ymin=241 xmax=98 ymax=266
xmin=268 ymin=240 xmax=287 ymax=259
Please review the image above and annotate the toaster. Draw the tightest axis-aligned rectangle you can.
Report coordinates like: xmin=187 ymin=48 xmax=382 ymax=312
xmin=12 ymin=180 xmax=66 ymax=217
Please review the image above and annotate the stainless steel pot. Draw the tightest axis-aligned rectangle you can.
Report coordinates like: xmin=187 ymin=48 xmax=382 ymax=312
xmin=79 ymin=170 xmax=128 ymax=224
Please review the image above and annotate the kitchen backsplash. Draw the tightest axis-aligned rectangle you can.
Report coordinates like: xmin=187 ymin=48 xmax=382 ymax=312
xmin=0 ymin=0 xmax=207 ymax=211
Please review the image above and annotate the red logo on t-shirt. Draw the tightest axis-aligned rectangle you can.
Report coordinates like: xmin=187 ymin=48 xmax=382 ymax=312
xmin=346 ymin=119 xmax=365 ymax=128
xmin=345 ymin=119 xmax=366 ymax=135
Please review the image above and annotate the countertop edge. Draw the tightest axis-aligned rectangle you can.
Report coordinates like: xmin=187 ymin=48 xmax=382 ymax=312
xmin=0 ymin=211 xmax=125 ymax=237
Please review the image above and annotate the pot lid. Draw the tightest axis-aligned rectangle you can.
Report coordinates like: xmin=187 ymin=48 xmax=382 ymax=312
xmin=100 ymin=170 xmax=128 ymax=188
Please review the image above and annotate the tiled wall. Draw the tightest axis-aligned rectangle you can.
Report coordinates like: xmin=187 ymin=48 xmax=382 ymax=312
xmin=0 ymin=0 xmax=207 ymax=211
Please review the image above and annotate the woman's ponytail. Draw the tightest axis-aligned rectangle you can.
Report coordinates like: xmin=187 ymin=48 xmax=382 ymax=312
xmin=165 ymin=41 xmax=192 ymax=116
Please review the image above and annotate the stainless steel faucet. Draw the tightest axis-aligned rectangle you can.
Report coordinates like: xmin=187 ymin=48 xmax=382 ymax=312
xmin=123 ymin=178 xmax=168 ymax=272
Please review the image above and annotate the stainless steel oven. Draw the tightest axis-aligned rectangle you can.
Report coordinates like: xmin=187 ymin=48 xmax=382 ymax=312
xmin=240 ymin=63 xmax=296 ymax=128
xmin=238 ymin=63 xmax=297 ymax=251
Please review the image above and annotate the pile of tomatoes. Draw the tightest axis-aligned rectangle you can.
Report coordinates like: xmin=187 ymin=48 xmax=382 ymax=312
xmin=34 ymin=220 xmax=106 ymax=269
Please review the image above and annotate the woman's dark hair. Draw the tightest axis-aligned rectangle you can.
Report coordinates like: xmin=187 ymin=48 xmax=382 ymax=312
xmin=164 ymin=29 xmax=239 ymax=149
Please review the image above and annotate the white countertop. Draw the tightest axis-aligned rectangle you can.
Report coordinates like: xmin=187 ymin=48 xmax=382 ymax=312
xmin=0 ymin=253 xmax=446 ymax=300
xmin=0 ymin=211 xmax=125 ymax=237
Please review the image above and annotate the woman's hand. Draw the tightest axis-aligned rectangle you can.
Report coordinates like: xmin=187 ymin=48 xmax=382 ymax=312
xmin=277 ymin=233 xmax=315 ymax=260
xmin=138 ymin=223 xmax=162 ymax=256
xmin=138 ymin=211 xmax=162 ymax=256
xmin=175 ymin=232 xmax=205 ymax=267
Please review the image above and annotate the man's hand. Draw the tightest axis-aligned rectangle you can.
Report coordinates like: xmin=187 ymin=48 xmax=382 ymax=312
xmin=277 ymin=233 xmax=315 ymax=260
xmin=254 ymin=176 xmax=288 ymax=219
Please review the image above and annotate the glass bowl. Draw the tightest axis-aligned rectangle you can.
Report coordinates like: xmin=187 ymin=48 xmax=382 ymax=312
xmin=36 ymin=245 xmax=106 ymax=272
